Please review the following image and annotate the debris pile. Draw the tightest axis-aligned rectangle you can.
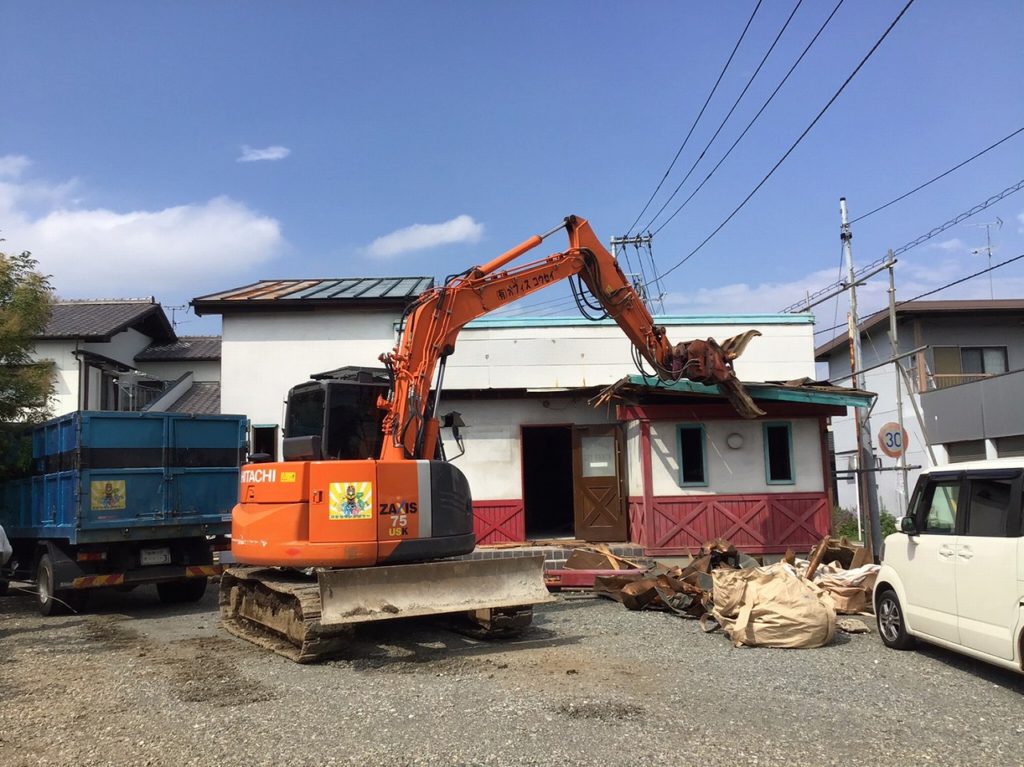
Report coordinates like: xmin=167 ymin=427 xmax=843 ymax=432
xmin=592 ymin=537 xmax=880 ymax=649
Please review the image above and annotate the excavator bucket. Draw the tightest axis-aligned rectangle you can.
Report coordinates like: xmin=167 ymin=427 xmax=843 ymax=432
xmin=220 ymin=555 xmax=554 ymax=663
xmin=317 ymin=555 xmax=554 ymax=627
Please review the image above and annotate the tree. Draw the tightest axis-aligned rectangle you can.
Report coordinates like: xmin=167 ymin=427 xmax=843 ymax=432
xmin=0 ymin=248 xmax=54 ymax=423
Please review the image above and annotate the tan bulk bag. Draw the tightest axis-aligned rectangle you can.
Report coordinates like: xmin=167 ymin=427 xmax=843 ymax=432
xmin=708 ymin=564 xmax=836 ymax=648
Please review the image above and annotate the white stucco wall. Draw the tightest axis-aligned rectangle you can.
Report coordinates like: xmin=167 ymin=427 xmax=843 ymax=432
xmin=82 ymin=327 xmax=152 ymax=367
xmin=32 ymin=339 xmax=80 ymax=415
xmin=219 ymin=310 xmax=401 ymax=430
xmin=445 ymin=316 xmax=814 ymax=390
xmin=638 ymin=418 xmax=824 ymax=497
xmin=441 ymin=396 xmax=609 ymax=501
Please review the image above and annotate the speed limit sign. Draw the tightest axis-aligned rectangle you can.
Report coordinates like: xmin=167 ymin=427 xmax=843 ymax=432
xmin=878 ymin=422 xmax=908 ymax=458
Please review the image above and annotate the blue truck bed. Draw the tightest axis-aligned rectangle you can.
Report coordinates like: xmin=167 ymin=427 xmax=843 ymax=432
xmin=0 ymin=411 xmax=246 ymax=612
xmin=1 ymin=411 xmax=244 ymax=543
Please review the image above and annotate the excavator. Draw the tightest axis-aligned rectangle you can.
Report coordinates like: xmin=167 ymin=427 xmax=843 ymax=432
xmin=220 ymin=215 xmax=762 ymax=662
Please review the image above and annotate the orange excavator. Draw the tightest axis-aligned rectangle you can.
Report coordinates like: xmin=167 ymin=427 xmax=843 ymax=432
xmin=220 ymin=216 xmax=761 ymax=661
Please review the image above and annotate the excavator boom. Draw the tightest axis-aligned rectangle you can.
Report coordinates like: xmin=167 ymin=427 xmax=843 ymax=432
xmin=222 ymin=215 xmax=760 ymax=662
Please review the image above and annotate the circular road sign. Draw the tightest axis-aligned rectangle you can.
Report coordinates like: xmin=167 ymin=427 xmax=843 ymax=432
xmin=878 ymin=422 xmax=909 ymax=458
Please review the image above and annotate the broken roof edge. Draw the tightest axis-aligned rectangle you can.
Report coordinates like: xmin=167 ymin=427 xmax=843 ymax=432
xmin=623 ymin=374 xmax=875 ymax=408
xmin=467 ymin=313 xmax=814 ymax=329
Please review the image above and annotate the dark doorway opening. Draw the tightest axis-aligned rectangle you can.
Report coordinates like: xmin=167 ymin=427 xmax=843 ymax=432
xmin=522 ymin=425 xmax=574 ymax=538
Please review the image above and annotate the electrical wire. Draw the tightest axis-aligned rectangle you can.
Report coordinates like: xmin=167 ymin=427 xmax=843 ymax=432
xmin=850 ymin=125 xmax=1024 ymax=224
xmin=641 ymin=0 xmax=805 ymax=234
xmin=813 ymin=250 xmax=1024 ymax=337
xmin=785 ymin=176 xmax=1024 ymax=312
xmin=625 ymin=0 xmax=764 ymax=236
xmin=648 ymin=0 xmax=845 ymax=236
xmin=647 ymin=0 xmax=916 ymax=280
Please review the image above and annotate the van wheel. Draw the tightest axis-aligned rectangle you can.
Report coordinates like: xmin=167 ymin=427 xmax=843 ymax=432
xmin=156 ymin=578 xmax=208 ymax=604
xmin=877 ymin=589 xmax=915 ymax=650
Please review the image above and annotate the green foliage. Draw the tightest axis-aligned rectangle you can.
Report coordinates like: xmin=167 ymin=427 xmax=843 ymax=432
xmin=880 ymin=511 xmax=898 ymax=538
xmin=0 ymin=248 xmax=54 ymax=423
xmin=832 ymin=506 xmax=859 ymax=540
xmin=832 ymin=505 xmax=899 ymax=541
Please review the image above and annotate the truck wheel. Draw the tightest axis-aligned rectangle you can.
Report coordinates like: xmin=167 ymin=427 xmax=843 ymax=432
xmin=877 ymin=588 xmax=915 ymax=650
xmin=37 ymin=554 xmax=63 ymax=616
xmin=156 ymin=578 xmax=208 ymax=604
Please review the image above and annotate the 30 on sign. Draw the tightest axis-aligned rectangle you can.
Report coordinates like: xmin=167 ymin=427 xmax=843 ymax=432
xmin=878 ymin=422 xmax=909 ymax=458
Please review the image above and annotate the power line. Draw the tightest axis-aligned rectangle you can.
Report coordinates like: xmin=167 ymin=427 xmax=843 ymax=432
xmin=625 ymin=0 xmax=763 ymax=236
xmin=850 ymin=125 xmax=1024 ymax=224
xmin=642 ymin=0 xmax=805 ymax=233
xmin=648 ymin=0 xmax=916 ymax=278
xmin=785 ymin=177 xmax=1024 ymax=312
xmin=813 ymin=250 xmax=1024 ymax=337
xmin=648 ymin=0 xmax=845 ymax=235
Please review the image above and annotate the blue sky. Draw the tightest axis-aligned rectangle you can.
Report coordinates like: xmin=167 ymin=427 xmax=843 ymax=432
xmin=2 ymin=1 xmax=1023 ymax=336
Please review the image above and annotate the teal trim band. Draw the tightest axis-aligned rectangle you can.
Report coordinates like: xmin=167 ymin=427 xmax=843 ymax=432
xmin=465 ymin=313 xmax=814 ymax=329
xmin=626 ymin=375 xmax=872 ymax=408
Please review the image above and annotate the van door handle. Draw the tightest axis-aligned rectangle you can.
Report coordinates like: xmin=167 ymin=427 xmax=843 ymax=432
xmin=938 ymin=546 xmax=954 ymax=558
xmin=957 ymin=548 xmax=973 ymax=560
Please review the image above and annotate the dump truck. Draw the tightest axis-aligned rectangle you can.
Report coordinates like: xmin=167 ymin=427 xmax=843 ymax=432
xmin=0 ymin=410 xmax=246 ymax=613
xmin=221 ymin=215 xmax=760 ymax=661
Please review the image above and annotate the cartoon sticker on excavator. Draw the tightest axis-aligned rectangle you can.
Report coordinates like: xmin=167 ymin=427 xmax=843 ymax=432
xmin=329 ymin=482 xmax=372 ymax=520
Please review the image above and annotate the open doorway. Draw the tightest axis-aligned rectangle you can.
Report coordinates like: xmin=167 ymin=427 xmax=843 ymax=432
xmin=522 ymin=425 xmax=574 ymax=539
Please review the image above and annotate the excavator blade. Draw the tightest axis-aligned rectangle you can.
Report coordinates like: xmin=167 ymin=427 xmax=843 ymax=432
xmin=220 ymin=555 xmax=553 ymax=663
xmin=318 ymin=555 xmax=554 ymax=627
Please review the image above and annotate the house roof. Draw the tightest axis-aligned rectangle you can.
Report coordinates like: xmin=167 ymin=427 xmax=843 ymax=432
xmin=136 ymin=336 xmax=221 ymax=361
xmin=620 ymin=374 xmax=875 ymax=409
xmin=814 ymin=299 xmax=1024 ymax=359
xmin=191 ymin=277 xmax=434 ymax=316
xmin=167 ymin=382 xmax=220 ymax=414
xmin=40 ymin=299 xmax=176 ymax=344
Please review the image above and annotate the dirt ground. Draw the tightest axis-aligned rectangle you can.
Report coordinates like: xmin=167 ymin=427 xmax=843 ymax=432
xmin=2 ymin=579 xmax=1024 ymax=767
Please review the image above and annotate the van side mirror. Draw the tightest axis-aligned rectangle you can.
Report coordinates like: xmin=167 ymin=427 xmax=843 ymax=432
xmin=899 ymin=515 xmax=917 ymax=536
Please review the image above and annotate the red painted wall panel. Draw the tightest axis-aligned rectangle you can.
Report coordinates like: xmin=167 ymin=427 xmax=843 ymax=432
xmin=472 ymin=500 xmax=525 ymax=545
xmin=643 ymin=492 xmax=829 ymax=556
xmin=627 ymin=497 xmax=646 ymax=546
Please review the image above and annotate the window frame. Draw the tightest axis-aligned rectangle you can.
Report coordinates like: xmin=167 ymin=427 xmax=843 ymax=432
xmin=762 ymin=421 xmax=795 ymax=485
xmin=675 ymin=423 xmax=709 ymax=487
xmin=962 ymin=470 xmax=1023 ymax=538
xmin=960 ymin=345 xmax=1008 ymax=375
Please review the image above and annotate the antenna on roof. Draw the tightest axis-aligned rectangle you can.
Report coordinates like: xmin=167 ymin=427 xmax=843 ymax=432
xmin=166 ymin=304 xmax=191 ymax=328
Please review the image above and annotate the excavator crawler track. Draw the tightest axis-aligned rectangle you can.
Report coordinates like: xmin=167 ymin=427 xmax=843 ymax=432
xmin=220 ymin=556 xmax=553 ymax=663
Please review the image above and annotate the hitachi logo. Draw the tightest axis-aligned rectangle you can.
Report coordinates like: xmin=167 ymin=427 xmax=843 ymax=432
xmin=242 ymin=468 xmax=277 ymax=484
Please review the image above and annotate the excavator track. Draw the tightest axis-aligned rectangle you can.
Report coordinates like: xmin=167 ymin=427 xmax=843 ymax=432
xmin=220 ymin=556 xmax=553 ymax=663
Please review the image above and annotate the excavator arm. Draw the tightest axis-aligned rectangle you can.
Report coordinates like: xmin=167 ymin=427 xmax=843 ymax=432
xmin=379 ymin=215 xmax=763 ymax=461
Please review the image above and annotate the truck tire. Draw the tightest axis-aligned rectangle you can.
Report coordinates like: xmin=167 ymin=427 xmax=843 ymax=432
xmin=36 ymin=554 xmax=87 ymax=616
xmin=37 ymin=554 xmax=64 ymax=616
xmin=876 ymin=588 xmax=915 ymax=650
xmin=156 ymin=578 xmax=208 ymax=604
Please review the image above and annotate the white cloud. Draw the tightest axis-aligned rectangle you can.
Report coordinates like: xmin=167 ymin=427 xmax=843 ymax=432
xmin=0 ymin=155 xmax=31 ymax=178
xmin=663 ymin=257 xmax=1024 ymax=321
xmin=365 ymin=214 xmax=484 ymax=259
xmin=237 ymin=145 xmax=291 ymax=163
xmin=0 ymin=161 xmax=286 ymax=297
xmin=927 ymin=237 xmax=965 ymax=252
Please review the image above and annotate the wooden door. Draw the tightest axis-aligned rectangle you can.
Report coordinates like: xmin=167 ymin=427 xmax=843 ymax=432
xmin=572 ymin=424 xmax=627 ymax=542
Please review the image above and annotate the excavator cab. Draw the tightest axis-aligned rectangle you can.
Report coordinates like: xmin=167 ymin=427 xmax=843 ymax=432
xmin=282 ymin=367 xmax=389 ymax=462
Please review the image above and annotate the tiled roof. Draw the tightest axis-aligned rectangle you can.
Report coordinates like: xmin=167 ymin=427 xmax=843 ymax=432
xmin=40 ymin=299 xmax=176 ymax=344
xmin=167 ymin=382 xmax=220 ymax=414
xmin=136 ymin=336 xmax=221 ymax=361
xmin=192 ymin=277 xmax=433 ymax=315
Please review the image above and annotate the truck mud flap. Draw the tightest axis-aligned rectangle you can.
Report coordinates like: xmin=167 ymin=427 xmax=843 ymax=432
xmin=317 ymin=555 xmax=554 ymax=627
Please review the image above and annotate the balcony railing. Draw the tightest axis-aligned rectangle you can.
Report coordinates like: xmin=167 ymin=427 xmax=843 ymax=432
xmin=929 ymin=372 xmax=997 ymax=390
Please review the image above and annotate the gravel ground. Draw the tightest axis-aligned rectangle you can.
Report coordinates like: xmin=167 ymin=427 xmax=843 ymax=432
xmin=2 ymin=581 xmax=1024 ymax=767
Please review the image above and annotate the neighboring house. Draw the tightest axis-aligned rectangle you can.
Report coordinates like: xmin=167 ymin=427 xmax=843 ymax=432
xmin=816 ymin=298 xmax=1024 ymax=517
xmin=31 ymin=299 xmax=222 ymax=416
xmin=194 ymin=277 xmax=871 ymax=555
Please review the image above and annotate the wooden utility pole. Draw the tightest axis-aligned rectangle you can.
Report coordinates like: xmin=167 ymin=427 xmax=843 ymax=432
xmin=841 ymin=197 xmax=882 ymax=559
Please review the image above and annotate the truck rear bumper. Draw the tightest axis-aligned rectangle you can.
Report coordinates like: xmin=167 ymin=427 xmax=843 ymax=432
xmin=69 ymin=564 xmax=221 ymax=590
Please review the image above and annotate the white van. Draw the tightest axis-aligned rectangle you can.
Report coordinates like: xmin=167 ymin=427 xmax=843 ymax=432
xmin=874 ymin=457 xmax=1024 ymax=673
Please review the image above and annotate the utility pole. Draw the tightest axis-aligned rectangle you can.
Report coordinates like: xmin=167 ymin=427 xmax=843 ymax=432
xmin=841 ymin=197 xmax=882 ymax=559
xmin=610 ymin=233 xmax=662 ymax=313
xmin=886 ymin=250 xmax=909 ymax=514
